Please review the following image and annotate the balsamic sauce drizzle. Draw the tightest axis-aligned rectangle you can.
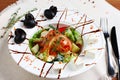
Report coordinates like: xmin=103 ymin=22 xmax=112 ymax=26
xmin=9 ymin=49 xmax=31 ymax=54
xmin=25 ymin=38 xmax=29 ymax=41
xmin=17 ymin=54 xmax=25 ymax=65
xmin=39 ymin=62 xmax=46 ymax=77
xmin=80 ymin=47 xmax=105 ymax=57
xmin=74 ymin=56 xmax=79 ymax=63
xmin=36 ymin=19 xmax=47 ymax=22
xmin=57 ymin=69 xmax=62 ymax=80
xmin=36 ymin=25 xmax=44 ymax=29
xmin=8 ymin=43 xmax=15 ymax=45
xmin=81 ymin=15 xmax=87 ymax=35
xmin=82 ymin=29 xmax=101 ymax=36
xmin=35 ymin=9 xmax=41 ymax=20
xmin=44 ymin=63 xmax=54 ymax=78
xmin=63 ymin=63 xmax=68 ymax=69
xmin=57 ymin=8 xmax=67 ymax=29
xmin=8 ymin=31 xmax=14 ymax=42
xmin=17 ymin=47 xmax=29 ymax=65
xmin=64 ymin=8 xmax=68 ymax=20
xmin=77 ymin=14 xmax=86 ymax=25
xmin=85 ymin=62 xmax=96 ymax=66
xmin=75 ymin=19 xmax=94 ymax=29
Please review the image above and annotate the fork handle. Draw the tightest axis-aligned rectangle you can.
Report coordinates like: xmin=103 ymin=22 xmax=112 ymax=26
xmin=105 ymin=38 xmax=115 ymax=76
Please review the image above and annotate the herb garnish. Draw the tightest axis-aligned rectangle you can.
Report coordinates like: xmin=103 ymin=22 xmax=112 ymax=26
xmin=0 ymin=8 xmax=37 ymax=39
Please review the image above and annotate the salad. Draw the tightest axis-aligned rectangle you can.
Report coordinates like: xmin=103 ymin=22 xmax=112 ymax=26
xmin=29 ymin=24 xmax=83 ymax=63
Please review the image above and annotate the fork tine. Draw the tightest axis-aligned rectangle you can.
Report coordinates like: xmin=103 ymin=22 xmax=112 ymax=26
xmin=100 ymin=18 xmax=109 ymax=37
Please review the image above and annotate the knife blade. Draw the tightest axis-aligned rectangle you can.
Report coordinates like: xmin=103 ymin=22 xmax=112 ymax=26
xmin=110 ymin=26 xmax=120 ymax=78
xmin=110 ymin=26 xmax=119 ymax=60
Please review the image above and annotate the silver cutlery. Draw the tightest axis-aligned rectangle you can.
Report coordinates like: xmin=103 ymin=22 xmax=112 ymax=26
xmin=100 ymin=18 xmax=115 ymax=76
xmin=110 ymin=26 xmax=120 ymax=78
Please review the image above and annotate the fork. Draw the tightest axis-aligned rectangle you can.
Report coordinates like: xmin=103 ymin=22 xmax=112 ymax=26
xmin=100 ymin=18 xmax=115 ymax=76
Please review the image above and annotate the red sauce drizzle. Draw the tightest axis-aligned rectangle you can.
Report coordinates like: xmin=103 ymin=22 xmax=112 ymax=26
xmin=39 ymin=62 xmax=46 ymax=77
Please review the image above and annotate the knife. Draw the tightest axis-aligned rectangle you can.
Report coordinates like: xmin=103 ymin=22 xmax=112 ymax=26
xmin=110 ymin=26 xmax=120 ymax=78
xmin=111 ymin=27 xmax=119 ymax=60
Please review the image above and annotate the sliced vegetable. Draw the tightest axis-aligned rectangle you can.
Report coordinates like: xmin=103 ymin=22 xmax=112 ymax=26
xmin=29 ymin=39 xmax=34 ymax=49
xmin=64 ymin=28 xmax=75 ymax=42
xmin=63 ymin=54 xmax=72 ymax=63
xmin=32 ymin=30 xmax=43 ymax=38
xmin=32 ymin=29 xmax=49 ymax=38
xmin=72 ymin=29 xmax=82 ymax=41
xmin=32 ymin=38 xmax=43 ymax=43
xmin=72 ymin=28 xmax=83 ymax=49
xmin=49 ymin=25 xmax=56 ymax=30
xmin=47 ymin=55 xmax=55 ymax=62
xmin=38 ymin=50 xmax=49 ymax=61
xmin=31 ymin=44 xmax=39 ymax=54
xmin=59 ymin=51 xmax=71 ymax=62
xmin=29 ymin=38 xmax=43 ymax=49
xmin=72 ymin=43 xmax=80 ymax=53
xmin=76 ymin=39 xmax=83 ymax=49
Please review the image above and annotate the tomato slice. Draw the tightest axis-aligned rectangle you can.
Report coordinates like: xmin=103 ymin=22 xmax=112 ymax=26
xmin=49 ymin=34 xmax=72 ymax=53
xmin=59 ymin=38 xmax=71 ymax=52
xmin=49 ymin=50 xmax=57 ymax=57
xmin=58 ymin=27 xmax=67 ymax=33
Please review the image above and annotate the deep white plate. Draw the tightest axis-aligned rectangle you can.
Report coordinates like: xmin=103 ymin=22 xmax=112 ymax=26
xmin=8 ymin=7 xmax=105 ymax=79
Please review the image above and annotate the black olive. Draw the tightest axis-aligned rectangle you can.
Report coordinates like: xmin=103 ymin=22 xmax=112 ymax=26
xmin=14 ymin=28 xmax=26 ymax=44
xmin=23 ymin=20 xmax=37 ymax=28
xmin=21 ymin=13 xmax=37 ymax=28
xmin=25 ymin=13 xmax=35 ymax=20
xmin=49 ymin=6 xmax=57 ymax=15
xmin=44 ymin=9 xmax=55 ymax=19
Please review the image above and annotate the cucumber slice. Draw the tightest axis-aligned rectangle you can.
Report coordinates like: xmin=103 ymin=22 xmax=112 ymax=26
xmin=65 ymin=28 xmax=75 ymax=42
xmin=72 ymin=43 xmax=80 ymax=53
xmin=72 ymin=29 xmax=83 ymax=49
xmin=31 ymin=44 xmax=39 ymax=54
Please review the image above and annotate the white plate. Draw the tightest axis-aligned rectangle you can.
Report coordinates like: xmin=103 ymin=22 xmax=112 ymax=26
xmin=8 ymin=7 xmax=105 ymax=79
xmin=1 ymin=0 xmax=120 ymax=80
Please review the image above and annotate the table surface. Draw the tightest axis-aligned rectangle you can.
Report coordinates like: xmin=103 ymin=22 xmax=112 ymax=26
xmin=0 ymin=0 xmax=120 ymax=12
